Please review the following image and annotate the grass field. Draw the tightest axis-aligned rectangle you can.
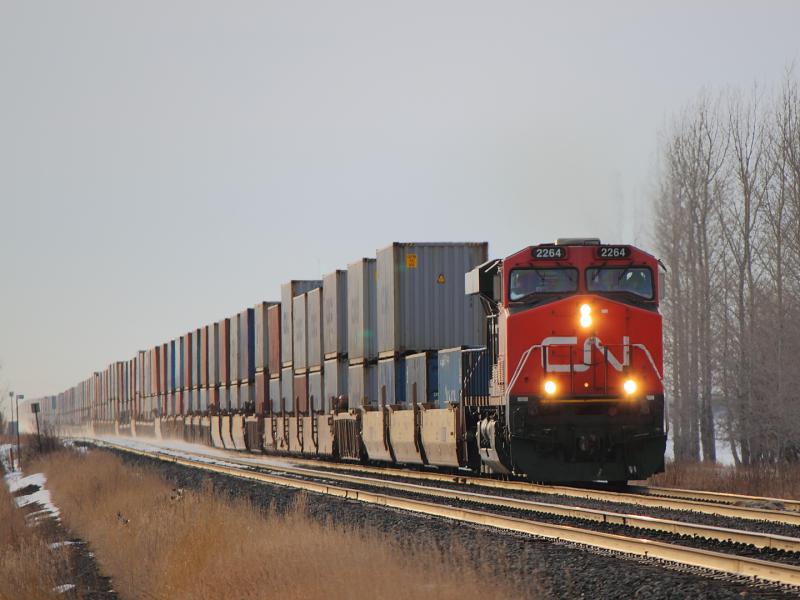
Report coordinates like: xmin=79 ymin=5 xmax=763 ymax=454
xmin=34 ymin=449 xmax=526 ymax=600
xmin=648 ymin=461 xmax=800 ymax=500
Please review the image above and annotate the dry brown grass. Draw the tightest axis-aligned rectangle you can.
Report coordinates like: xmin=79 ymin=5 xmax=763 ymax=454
xmin=0 ymin=474 xmax=69 ymax=600
xmin=36 ymin=450 xmax=529 ymax=600
xmin=647 ymin=461 xmax=800 ymax=500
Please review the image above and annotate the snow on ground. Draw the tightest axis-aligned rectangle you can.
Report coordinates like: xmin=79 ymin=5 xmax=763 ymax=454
xmin=664 ymin=432 xmax=737 ymax=465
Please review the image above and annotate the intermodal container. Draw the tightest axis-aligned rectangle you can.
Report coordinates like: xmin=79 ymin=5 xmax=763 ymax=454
xmin=219 ymin=318 xmax=230 ymax=386
xmin=183 ymin=332 xmax=192 ymax=390
xmin=269 ymin=376 xmax=281 ymax=414
xmin=308 ymin=370 xmax=324 ymax=413
xmin=239 ymin=307 xmax=255 ymax=383
xmin=193 ymin=328 xmax=201 ymax=389
xmin=347 ymin=258 xmax=377 ymax=363
xmin=230 ymin=313 xmax=239 ymax=385
xmin=292 ymin=294 xmax=308 ymax=370
xmin=377 ymin=357 xmax=405 ymax=406
xmin=293 ymin=373 xmax=308 ymax=415
xmin=209 ymin=321 xmax=218 ymax=387
xmin=307 ymin=288 xmax=323 ymax=370
xmin=281 ymin=367 xmax=294 ymax=414
xmin=281 ymin=280 xmax=322 ymax=366
xmin=323 ymin=358 xmax=348 ymax=412
xmin=376 ymin=242 xmax=488 ymax=356
xmin=255 ymin=301 xmax=279 ymax=373
xmin=267 ymin=304 xmax=281 ymax=376
xmin=323 ymin=270 xmax=347 ymax=359
xmin=200 ymin=326 xmax=208 ymax=387
xmin=405 ymin=351 xmax=439 ymax=405
xmin=347 ymin=363 xmax=377 ymax=409
xmin=255 ymin=370 xmax=267 ymax=414
xmin=436 ymin=347 xmax=490 ymax=408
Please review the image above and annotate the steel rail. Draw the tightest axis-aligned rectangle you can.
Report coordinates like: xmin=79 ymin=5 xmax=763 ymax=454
xmin=100 ymin=441 xmax=800 ymax=588
xmin=91 ymin=436 xmax=800 ymax=526
xmin=102 ymin=439 xmax=800 ymax=553
xmin=629 ymin=485 xmax=800 ymax=513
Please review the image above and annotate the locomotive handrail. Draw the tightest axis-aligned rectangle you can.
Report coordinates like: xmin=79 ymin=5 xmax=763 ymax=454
xmin=505 ymin=341 xmax=663 ymax=401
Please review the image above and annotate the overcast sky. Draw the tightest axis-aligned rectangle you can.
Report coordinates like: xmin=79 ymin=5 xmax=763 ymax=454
xmin=1 ymin=1 xmax=799 ymax=411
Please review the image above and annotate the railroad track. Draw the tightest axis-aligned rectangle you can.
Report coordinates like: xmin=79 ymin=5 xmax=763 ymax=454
xmin=92 ymin=438 xmax=800 ymax=588
xmin=158 ymin=443 xmax=800 ymax=526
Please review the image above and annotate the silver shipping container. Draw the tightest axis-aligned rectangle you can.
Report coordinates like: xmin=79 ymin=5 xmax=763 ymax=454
xmin=307 ymin=288 xmax=323 ymax=369
xmin=405 ymin=351 xmax=439 ymax=405
xmin=377 ymin=357 xmax=405 ymax=406
xmin=209 ymin=322 xmax=218 ymax=386
xmin=239 ymin=308 xmax=254 ymax=382
xmin=347 ymin=363 xmax=378 ymax=409
xmin=323 ymin=270 xmax=348 ymax=358
xmin=281 ymin=367 xmax=294 ymax=414
xmin=347 ymin=258 xmax=377 ymax=363
xmin=281 ymin=280 xmax=322 ymax=366
xmin=324 ymin=358 xmax=348 ymax=412
xmin=254 ymin=301 xmax=279 ymax=373
xmin=376 ymin=242 xmax=488 ymax=356
xmin=308 ymin=370 xmax=324 ymax=413
xmin=219 ymin=386 xmax=230 ymax=412
xmin=230 ymin=312 xmax=240 ymax=384
xmin=269 ymin=376 xmax=281 ymax=414
xmin=230 ymin=383 xmax=240 ymax=411
xmin=292 ymin=294 xmax=308 ymax=370
xmin=240 ymin=381 xmax=252 ymax=411
xmin=194 ymin=328 xmax=202 ymax=388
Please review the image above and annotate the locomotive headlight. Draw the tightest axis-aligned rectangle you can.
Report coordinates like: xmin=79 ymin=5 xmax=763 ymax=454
xmin=623 ymin=379 xmax=637 ymax=395
xmin=544 ymin=380 xmax=557 ymax=396
xmin=579 ymin=304 xmax=592 ymax=328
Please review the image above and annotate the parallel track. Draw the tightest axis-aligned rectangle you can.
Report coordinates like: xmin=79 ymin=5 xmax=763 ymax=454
xmin=202 ymin=448 xmax=800 ymax=526
xmin=92 ymin=439 xmax=800 ymax=587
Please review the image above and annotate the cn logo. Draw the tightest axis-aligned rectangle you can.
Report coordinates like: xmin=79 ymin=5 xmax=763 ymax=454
xmin=541 ymin=336 xmax=631 ymax=373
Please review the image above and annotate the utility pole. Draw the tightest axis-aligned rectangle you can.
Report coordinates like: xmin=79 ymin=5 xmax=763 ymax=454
xmin=16 ymin=394 xmax=24 ymax=469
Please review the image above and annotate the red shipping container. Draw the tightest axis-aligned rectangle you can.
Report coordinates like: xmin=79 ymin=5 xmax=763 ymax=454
xmin=293 ymin=373 xmax=308 ymax=415
xmin=200 ymin=325 xmax=209 ymax=387
xmin=268 ymin=305 xmax=281 ymax=376
xmin=255 ymin=371 xmax=267 ymax=415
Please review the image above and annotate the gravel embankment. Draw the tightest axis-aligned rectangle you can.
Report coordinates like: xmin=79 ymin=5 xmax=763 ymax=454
xmin=105 ymin=447 xmax=800 ymax=600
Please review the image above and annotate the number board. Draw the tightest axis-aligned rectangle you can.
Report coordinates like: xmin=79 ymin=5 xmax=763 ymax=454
xmin=532 ymin=246 xmax=567 ymax=260
xmin=597 ymin=246 xmax=630 ymax=259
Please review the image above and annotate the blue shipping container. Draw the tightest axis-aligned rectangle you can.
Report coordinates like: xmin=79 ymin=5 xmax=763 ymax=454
xmin=437 ymin=347 xmax=489 ymax=408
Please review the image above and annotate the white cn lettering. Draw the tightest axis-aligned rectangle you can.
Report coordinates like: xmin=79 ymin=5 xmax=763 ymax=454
xmin=541 ymin=335 xmax=630 ymax=373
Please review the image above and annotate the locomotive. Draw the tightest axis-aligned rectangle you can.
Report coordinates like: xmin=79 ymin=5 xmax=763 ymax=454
xmin=42 ymin=239 xmax=665 ymax=484
xmin=466 ymin=238 xmax=666 ymax=482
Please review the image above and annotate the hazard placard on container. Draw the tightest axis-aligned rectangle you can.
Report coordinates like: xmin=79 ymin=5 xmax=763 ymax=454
xmin=406 ymin=254 xmax=418 ymax=269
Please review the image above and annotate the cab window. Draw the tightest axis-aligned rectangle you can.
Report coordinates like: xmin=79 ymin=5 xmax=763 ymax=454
xmin=509 ymin=268 xmax=578 ymax=301
xmin=586 ymin=267 xmax=653 ymax=299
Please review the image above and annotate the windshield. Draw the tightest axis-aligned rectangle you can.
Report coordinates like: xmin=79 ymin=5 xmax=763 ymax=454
xmin=586 ymin=267 xmax=653 ymax=299
xmin=509 ymin=268 xmax=578 ymax=301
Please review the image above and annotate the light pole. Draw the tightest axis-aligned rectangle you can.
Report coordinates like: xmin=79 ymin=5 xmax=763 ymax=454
xmin=15 ymin=394 xmax=23 ymax=469
xmin=7 ymin=391 xmax=12 ymax=435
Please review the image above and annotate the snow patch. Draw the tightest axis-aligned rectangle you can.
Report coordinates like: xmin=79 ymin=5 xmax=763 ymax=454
xmin=53 ymin=584 xmax=75 ymax=594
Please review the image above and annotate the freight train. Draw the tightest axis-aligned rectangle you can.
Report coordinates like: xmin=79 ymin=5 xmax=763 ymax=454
xmin=38 ymin=239 xmax=666 ymax=483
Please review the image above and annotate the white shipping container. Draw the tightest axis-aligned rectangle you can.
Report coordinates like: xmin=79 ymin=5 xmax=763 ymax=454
xmin=323 ymin=270 xmax=347 ymax=358
xmin=281 ymin=281 xmax=322 ymax=366
xmin=307 ymin=288 xmax=323 ymax=369
xmin=347 ymin=258 xmax=377 ymax=362
xmin=377 ymin=242 xmax=487 ymax=356
xmin=292 ymin=294 xmax=308 ymax=370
